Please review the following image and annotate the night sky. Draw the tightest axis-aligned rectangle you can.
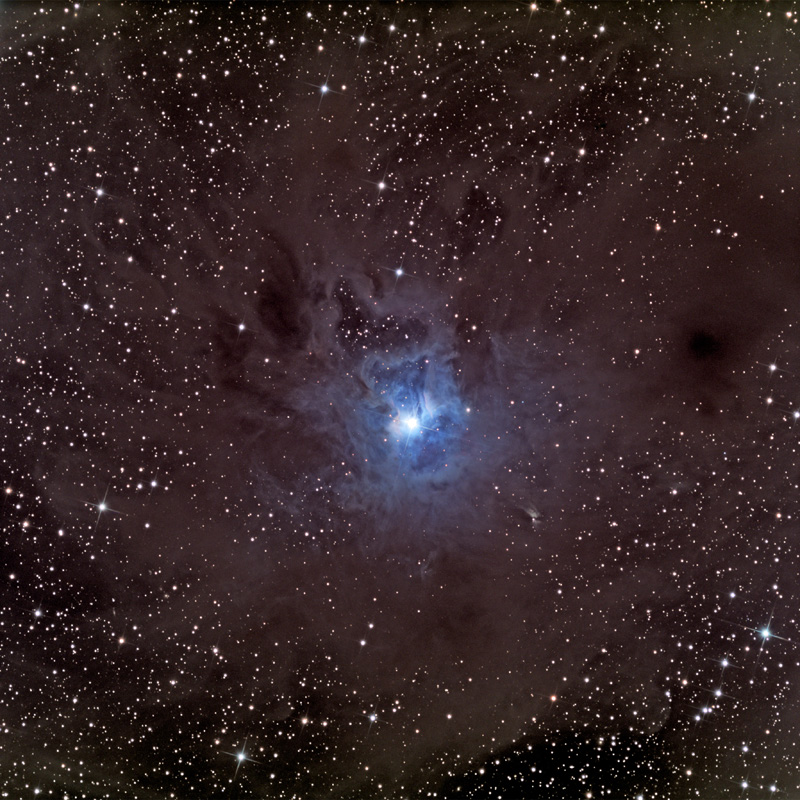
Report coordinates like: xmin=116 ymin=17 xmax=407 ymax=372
xmin=3 ymin=2 xmax=800 ymax=798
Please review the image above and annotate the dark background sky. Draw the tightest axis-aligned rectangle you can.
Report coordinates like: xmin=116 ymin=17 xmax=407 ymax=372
xmin=2 ymin=2 xmax=800 ymax=798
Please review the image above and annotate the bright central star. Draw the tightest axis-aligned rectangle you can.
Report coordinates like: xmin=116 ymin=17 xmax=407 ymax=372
xmin=404 ymin=416 xmax=419 ymax=432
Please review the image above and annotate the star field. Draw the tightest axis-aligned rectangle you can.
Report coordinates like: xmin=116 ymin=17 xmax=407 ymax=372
xmin=2 ymin=2 xmax=800 ymax=799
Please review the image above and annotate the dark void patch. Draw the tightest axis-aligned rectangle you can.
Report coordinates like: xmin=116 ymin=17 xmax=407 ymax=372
xmin=687 ymin=330 xmax=724 ymax=362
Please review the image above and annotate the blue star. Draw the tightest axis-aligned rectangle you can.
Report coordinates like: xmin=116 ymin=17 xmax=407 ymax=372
xmin=402 ymin=415 xmax=420 ymax=432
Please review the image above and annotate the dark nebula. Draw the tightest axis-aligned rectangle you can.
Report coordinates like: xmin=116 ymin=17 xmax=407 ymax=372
xmin=2 ymin=3 xmax=800 ymax=799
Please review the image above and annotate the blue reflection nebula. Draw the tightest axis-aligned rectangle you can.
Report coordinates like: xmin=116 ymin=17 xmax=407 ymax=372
xmin=363 ymin=352 xmax=466 ymax=475
xmin=311 ymin=341 xmax=480 ymax=540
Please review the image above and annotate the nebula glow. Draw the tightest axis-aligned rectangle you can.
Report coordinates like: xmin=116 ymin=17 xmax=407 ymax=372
xmin=365 ymin=350 xmax=467 ymax=474
xmin=314 ymin=342 xmax=477 ymax=538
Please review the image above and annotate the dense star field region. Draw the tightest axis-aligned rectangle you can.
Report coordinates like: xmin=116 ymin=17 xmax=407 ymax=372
xmin=2 ymin=1 xmax=800 ymax=798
